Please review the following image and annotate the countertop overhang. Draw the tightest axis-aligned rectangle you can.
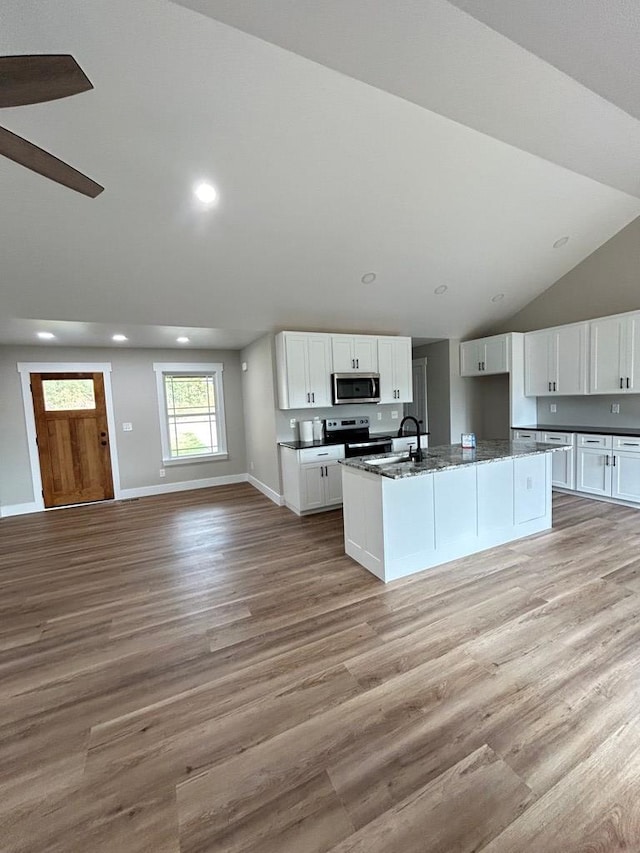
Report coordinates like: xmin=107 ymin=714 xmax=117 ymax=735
xmin=340 ymin=440 xmax=568 ymax=479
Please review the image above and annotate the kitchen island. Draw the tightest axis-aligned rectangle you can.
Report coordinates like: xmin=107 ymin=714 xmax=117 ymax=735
xmin=340 ymin=440 xmax=568 ymax=582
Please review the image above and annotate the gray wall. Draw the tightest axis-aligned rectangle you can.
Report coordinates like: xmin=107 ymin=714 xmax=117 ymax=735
xmin=240 ymin=334 xmax=281 ymax=495
xmin=536 ymin=395 xmax=640 ymax=431
xmin=275 ymin=402 xmax=409 ymax=443
xmin=495 ymin=215 xmax=640 ymax=333
xmin=0 ymin=345 xmax=246 ymax=508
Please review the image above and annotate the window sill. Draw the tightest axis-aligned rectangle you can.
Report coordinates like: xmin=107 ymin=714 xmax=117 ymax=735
xmin=162 ymin=452 xmax=229 ymax=466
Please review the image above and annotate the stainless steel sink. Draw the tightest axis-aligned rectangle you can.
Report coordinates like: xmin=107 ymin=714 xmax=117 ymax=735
xmin=365 ymin=455 xmax=410 ymax=466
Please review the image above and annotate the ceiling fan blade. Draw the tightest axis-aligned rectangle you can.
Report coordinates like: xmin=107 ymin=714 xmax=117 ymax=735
xmin=0 ymin=125 xmax=103 ymax=197
xmin=0 ymin=55 xmax=93 ymax=108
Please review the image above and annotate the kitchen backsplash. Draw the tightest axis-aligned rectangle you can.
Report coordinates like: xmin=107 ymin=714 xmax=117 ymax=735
xmin=536 ymin=396 xmax=640 ymax=429
xmin=275 ymin=403 xmax=418 ymax=442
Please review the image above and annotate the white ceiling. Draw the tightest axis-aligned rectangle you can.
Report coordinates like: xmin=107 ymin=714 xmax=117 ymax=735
xmin=449 ymin=0 xmax=640 ymax=121
xmin=1 ymin=0 xmax=640 ymax=350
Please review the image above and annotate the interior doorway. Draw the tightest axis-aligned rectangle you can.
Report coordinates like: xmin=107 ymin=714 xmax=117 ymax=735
xmin=30 ymin=372 xmax=114 ymax=508
xmin=405 ymin=357 xmax=428 ymax=433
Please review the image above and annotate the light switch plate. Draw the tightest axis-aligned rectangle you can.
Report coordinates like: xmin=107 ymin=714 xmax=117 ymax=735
xmin=122 ymin=422 xmax=133 ymax=431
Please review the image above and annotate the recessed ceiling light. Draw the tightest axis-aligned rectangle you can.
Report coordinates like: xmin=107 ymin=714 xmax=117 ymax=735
xmin=112 ymin=334 xmax=128 ymax=342
xmin=434 ymin=285 xmax=448 ymax=295
xmin=176 ymin=336 xmax=190 ymax=344
xmin=194 ymin=182 xmax=218 ymax=205
xmin=491 ymin=293 xmax=505 ymax=303
xmin=361 ymin=272 xmax=376 ymax=284
xmin=37 ymin=331 xmax=55 ymax=340
xmin=553 ymin=236 xmax=569 ymax=248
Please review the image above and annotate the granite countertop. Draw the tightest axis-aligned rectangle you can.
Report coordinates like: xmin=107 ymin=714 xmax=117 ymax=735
xmin=517 ymin=424 xmax=640 ymax=437
xmin=340 ymin=440 xmax=568 ymax=479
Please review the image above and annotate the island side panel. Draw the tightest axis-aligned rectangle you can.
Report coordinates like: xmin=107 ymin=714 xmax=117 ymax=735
xmin=514 ymin=452 xmax=550 ymax=526
xmin=381 ymin=475 xmax=436 ymax=582
xmin=342 ymin=466 xmax=385 ymax=580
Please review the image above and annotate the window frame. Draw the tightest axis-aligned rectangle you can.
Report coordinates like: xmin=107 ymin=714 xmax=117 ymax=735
xmin=153 ymin=362 xmax=228 ymax=465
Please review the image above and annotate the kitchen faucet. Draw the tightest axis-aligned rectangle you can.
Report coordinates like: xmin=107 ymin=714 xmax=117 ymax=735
xmin=397 ymin=415 xmax=423 ymax=462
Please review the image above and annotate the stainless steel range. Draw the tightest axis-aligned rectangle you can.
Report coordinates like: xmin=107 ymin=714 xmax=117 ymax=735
xmin=324 ymin=416 xmax=393 ymax=458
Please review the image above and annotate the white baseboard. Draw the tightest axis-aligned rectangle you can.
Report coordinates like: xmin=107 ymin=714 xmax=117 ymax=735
xmin=248 ymin=475 xmax=284 ymax=506
xmin=117 ymin=473 xmax=248 ymax=500
xmin=0 ymin=502 xmax=41 ymax=518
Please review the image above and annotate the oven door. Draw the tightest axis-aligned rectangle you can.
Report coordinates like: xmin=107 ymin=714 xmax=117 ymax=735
xmin=332 ymin=373 xmax=380 ymax=405
xmin=345 ymin=438 xmax=392 ymax=458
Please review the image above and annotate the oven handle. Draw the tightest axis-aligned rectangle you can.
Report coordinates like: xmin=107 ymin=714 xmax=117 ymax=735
xmin=348 ymin=440 xmax=390 ymax=449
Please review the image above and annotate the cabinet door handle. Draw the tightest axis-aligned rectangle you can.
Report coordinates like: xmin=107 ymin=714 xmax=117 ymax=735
xmin=585 ymin=439 xmax=599 ymax=443
xmin=356 ymin=359 xmax=359 ymax=369
xmin=311 ymin=392 xmax=315 ymax=403
xmin=627 ymin=377 xmax=631 ymax=389
xmin=620 ymin=377 xmax=624 ymax=389
xmin=325 ymin=465 xmax=328 ymax=477
xmin=306 ymin=392 xmax=310 ymax=403
xmin=318 ymin=452 xmax=329 ymax=456
xmin=613 ymin=455 xmax=617 ymax=466
xmin=553 ymin=381 xmax=557 ymax=391
xmin=482 ymin=361 xmax=485 ymax=371
xmin=320 ymin=466 xmax=324 ymax=477
xmin=605 ymin=455 xmax=610 ymax=466
xmin=548 ymin=382 xmax=551 ymax=392
xmin=478 ymin=362 xmax=481 ymax=371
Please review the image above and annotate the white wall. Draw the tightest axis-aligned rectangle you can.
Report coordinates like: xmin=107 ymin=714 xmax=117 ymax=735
xmin=0 ymin=345 xmax=246 ymax=510
xmin=240 ymin=334 xmax=282 ymax=498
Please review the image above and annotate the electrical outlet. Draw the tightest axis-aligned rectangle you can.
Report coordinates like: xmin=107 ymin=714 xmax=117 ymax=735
xmin=159 ymin=469 xmax=165 ymax=478
xmin=549 ymin=404 xmax=557 ymax=413
xmin=377 ymin=412 xmax=382 ymax=420
xmin=391 ymin=410 xmax=398 ymax=419
xmin=289 ymin=418 xmax=296 ymax=429
xmin=122 ymin=422 xmax=133 ymax=431
xmin=611 ymin=403 xmax=620 ymax=414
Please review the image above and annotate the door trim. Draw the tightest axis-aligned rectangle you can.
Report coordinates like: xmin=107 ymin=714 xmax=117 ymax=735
xmin=17 ymin=362 xmax=122 ymax=511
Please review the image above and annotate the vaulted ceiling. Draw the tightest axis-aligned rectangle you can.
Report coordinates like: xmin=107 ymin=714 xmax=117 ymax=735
xmin=2 ymin=0 xmax=639 ymax=348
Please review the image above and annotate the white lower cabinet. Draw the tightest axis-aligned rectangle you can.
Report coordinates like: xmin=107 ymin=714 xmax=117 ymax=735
xmin=539 ymin=432 xmax=575 ymax=490
xmin=611 ymin=451 xmax=640 ymax=502
xmin=280 ymin=444 xmax=345 ymax=515
xmin=576 ymin=447 xmax=612 ymax=496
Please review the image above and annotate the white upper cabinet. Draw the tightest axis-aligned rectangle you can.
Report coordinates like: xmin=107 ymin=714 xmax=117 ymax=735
xmin=590 ymin=312 xmax=640 ymax=394
xmin=331 ymin=335 xmax=378 ymax=373
xmin=275 ymin=332 xmax=332 ymax=409
xmin=460 ymin=334 xmax=510 ymax=376
xmin=524 ymin=323 xmax=587 ymax=396
xmin=378 ymin=336 xmax=413 ymax=403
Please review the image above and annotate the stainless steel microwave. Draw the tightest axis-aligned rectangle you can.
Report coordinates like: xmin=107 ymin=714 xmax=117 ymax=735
xmin=331 ymin=373 xmax=381 ymax=405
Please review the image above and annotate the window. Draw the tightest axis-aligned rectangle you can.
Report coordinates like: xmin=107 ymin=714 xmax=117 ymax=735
xmin=153 ymin=363 xmax=227 ymax=463
xmin=42 ymin=377 xmax=96 ymax=411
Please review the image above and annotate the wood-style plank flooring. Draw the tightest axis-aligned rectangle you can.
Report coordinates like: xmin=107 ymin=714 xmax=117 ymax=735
xmin=2 ymin=484 xmax=640 ymax=851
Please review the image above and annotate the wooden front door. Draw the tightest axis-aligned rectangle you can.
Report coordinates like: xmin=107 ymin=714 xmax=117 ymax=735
xmin=30 ymin=372 xmax=114 ymax=508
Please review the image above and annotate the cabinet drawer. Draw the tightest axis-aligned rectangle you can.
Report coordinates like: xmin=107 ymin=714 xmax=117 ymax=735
xmin=299 ymin=445 xmax=345 ymax=463
xmin=577 ymin=434 xmax=612 ymax=449
xmin=613 ymin=436 xmax=640 ymax=452
xmin=539 ymin=432 xmax=574 ymax=446
xmin=512 ymin=430 xmax=539 ymax=441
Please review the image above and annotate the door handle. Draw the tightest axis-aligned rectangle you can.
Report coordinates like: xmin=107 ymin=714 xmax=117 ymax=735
xmin=100 ymin=431 xmax=107 ymax=437
xmin=100 ymin=440 xmax=107 ymax=446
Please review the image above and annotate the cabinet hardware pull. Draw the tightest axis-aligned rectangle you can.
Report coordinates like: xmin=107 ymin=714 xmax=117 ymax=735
xmin=606 ymin=455 xmax=610 ymax=465
xmin=325 ymin=466 xmax=328 ymax=476
xmin=553 ymin=381 xmax=557 ymax=391
xmin=318 ymin=452 xmax=329 ymax=456
xmin=586 ymin=439 xmax=599 ymax=443
xmin=627 ymin=377 xmax=631 ymax=389
xmin=320 ymin=466 xmax=324 ymax=477
xmin=620 ymin=377 xmax=624 ymax=389
xmin=478 ymin=362 xmax=481 ymax=371
xmin=623 ymin=442 xmax=639 ymax=446
xmin=613 ymin=455 xmax=617 ymax=466
xmin=306 ymin=393 xmax=310 ymax=403
xmin=548 ymin=382 xmax=551 ymax=392
xmin=356 ymin=359 xmax=359 ymax=368
xmin=311 ymin=392 xmax=315 ymax=403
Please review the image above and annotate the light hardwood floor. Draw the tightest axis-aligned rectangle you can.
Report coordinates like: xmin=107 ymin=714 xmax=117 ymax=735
xmin=2 ymin=484 xmax=640 ymax=852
